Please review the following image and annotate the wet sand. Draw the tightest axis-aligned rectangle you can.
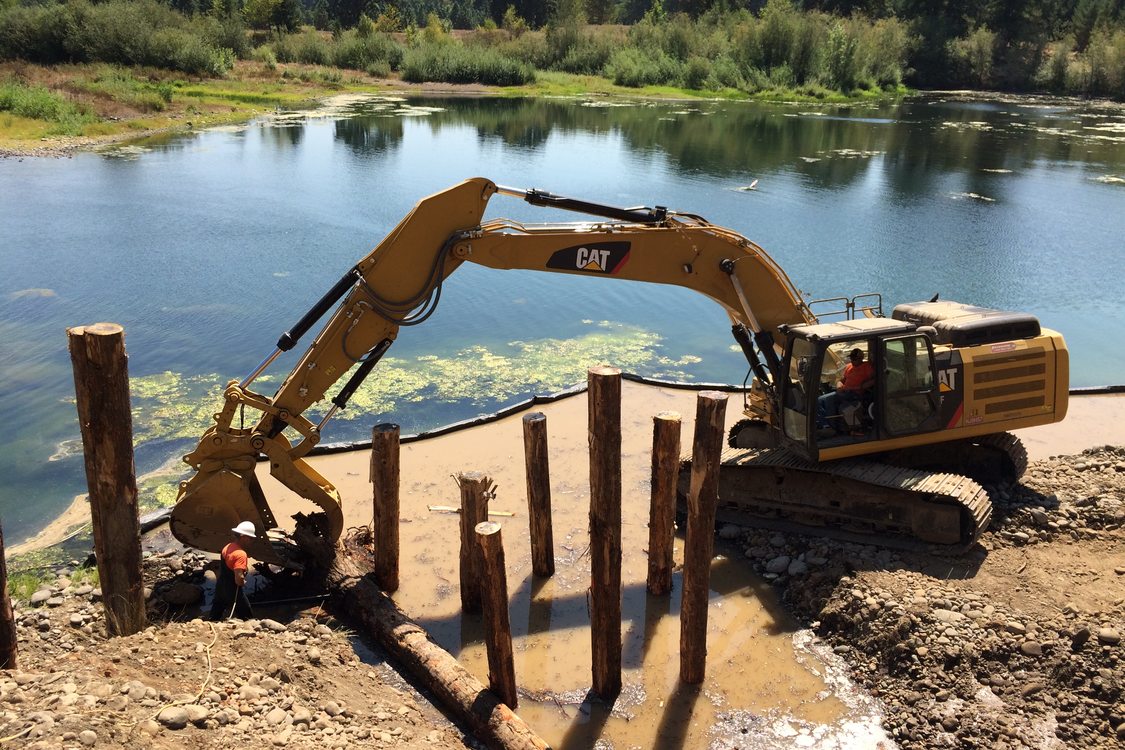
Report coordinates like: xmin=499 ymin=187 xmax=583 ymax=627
xmin=253 ymin=383 xmax=1123 ymax=749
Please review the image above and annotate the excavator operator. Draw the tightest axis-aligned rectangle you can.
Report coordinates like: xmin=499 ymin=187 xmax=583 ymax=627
xmin=817 ymin=348 xmax=875 ymax=434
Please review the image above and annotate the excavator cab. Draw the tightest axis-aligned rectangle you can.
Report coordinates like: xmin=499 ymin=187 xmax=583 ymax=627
xmin=776 ymin=318 xmax=943 ymax=461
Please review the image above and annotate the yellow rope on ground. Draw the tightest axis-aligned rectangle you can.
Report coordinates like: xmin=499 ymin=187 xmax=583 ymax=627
xmin=145 ymin=621 xmax=220 ymax=722
xmin=0 ymin=725 xmax=33 ymax=744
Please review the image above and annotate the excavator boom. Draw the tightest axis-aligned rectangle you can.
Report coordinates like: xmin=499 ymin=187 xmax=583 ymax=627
xmin=170 ymin=178 xmax=1065 ymax=563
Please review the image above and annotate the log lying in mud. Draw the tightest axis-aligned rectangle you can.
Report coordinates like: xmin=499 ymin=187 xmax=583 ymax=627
xmin=294 ymin=519 xmax=549 ymax=750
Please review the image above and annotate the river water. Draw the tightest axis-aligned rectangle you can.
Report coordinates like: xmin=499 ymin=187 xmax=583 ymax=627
xmin=1 ymin=93 xmax=1123 ymax=546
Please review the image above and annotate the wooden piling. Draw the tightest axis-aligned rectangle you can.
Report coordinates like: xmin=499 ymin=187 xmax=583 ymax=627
xmin=67 ymin=323 xmax=146 ymax=637
xmin=587 ymin=366 xmax=622 ymax=699
xmin=302 ymin=524 xmax=549 ymax=750
xmin=476 ymin=521 xmax=518 ymax=708
xmin=0 ymin=522 xmax=17 ymax=670
xmin=647 ymin=411 xmax=681 ymax=596
xmin=371 ymin=423 xmax=401 ymax=592
xmin=679 ymin=391 xmax=728 ymax=685
xmin=522 ymin=412 xmax=555 ymax=578
xmin=457 ymin=472 xmax=493 ymax=614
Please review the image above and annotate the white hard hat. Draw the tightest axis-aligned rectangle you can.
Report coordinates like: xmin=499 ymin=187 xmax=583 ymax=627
xmin=231 ymin=521 xmax=257 ymax=537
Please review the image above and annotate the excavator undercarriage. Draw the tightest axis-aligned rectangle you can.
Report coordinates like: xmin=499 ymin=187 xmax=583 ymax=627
xmin=679 ymin=427 xmax=1031 ymax=551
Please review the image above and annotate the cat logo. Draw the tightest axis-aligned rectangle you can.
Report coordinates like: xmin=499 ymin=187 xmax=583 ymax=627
xmin=546 ymin=242 xmax=631 ymax=275
xmin=938 ymin=368 xmax=958 ymax=393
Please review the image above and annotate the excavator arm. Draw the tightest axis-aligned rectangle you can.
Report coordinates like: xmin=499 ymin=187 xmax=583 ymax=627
xmin=170 ymin=178 xmax=814 ymax=564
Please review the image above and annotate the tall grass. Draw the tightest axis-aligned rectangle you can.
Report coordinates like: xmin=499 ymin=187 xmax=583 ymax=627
xmin=0 ymin=78 xmax=94 ymax=132
xmin=401 ymin=42 xmax=534 ymax=86
xmin=74 ymin=66 xmax=174 ymax=111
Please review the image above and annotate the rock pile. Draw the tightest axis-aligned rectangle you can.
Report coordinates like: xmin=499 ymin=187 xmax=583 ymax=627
xmin=2 ymin=564 xmax=468 ymax=749
xmin=728 ymin=445 xmax=1125 ymax=749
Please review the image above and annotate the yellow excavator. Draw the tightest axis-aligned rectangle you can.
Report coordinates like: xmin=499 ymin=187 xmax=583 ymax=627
xmin=170 ymin=178 xmax=1068 ymax=564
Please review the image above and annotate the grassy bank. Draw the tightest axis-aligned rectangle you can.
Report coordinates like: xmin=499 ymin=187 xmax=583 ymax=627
xmin=0 ymin=57 xmax=906 ymax=154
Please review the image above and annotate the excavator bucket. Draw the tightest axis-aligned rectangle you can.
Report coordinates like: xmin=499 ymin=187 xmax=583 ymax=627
xmin=171 ymin=467 xmax=284 ymax=565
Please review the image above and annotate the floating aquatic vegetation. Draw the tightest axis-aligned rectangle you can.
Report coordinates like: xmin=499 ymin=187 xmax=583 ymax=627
xmin=1093 ymin=175 xmax=1125 ymax=185
xmin=827 ymin=149 xmax=883 ymax=159
xmin=6 ymin=288 xmax=56 ymax=300
xmin=941 ymin=121 xmax=992 ymax=131
xmin=981 ymin=168 xmax=1013 ymax=174
xmin=392 ymin=105 xmax=446 ymax=117
xmin=124 ymin=326 xmax=701 ymax=448
xmin=1084 ymin=123 xmax=1125 ymax=134
xmin=205 ymin=124 xmax=251 ymax=134
xmin=137 ymin=471 xmax=186 ymax=513
xmin=48 ymin=439 xmax=83 ymax=462
xmin=99 ymin=144 xmax=151 ymax=159
xmin=800 ymin=156 xmax=822 ymax=163
xmin=273 ymin=271 xmax=291 ymax=277
xmin=344 ymin=325 xmax=701 ymax=418
xmin=950 ymin=192 xmax=996 ymax=202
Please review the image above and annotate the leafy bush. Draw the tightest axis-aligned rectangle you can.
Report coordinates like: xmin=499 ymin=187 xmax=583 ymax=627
xmin=251 ymin=44 xmax=278 ymax=69
xmin=604 ymin=46 xmax=681 ymax=87
xmin=332 ymin=31 xmax=403 ymax=71
xmin=293 ymin=31 xmax=330 ymax=65
xmin=0 ymin=0 xmax=235 ymax=75
xmin=501 ymin=5 xmax=528 ymax=38
xmin=682 ymin=55 xmax=710 ymax=89
xmin=401 ymin=42 xmax=534 ymax=86
xmin=949 ymin=26 xmax=997 ymax=88
xmin=822 ymin=20 xmax=860 ymax=90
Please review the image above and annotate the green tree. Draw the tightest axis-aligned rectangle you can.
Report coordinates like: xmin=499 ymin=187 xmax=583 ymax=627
xmin=311 ymin=0 xmax=331 ymax=28
xmin=823 ymin=20 xmax=860 ymax=89
xmin=950 ymin=25 xmax=996 ymax=86
xmin=243 ymin=0 xmax=279 ymax=28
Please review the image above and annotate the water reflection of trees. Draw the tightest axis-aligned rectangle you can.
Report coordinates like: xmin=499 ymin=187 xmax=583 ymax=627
xmin=333 ymin=115 xmax=405 ymax=155
xmin=326 ymin=96 xmax=1122 ymax=200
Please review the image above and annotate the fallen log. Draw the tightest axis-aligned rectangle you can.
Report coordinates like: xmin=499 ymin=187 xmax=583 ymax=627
xmin=293 ymin=518 xmax=550 ymax=750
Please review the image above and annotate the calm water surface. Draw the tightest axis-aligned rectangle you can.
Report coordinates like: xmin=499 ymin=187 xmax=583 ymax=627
xmin=1 ymin=93 xmax=1123 ymax=544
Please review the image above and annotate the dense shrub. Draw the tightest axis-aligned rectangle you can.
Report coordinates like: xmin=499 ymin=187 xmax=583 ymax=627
xmin=0 ymin=78 xmax=93 ymax=132
xmin=0 ymin=0 xmax=234 ymax=75
xmin=294 ymin=31 xmax=330 ymax=65
xmin=949 ymin=26 xmax=997 ymax=88
xmin=332 ymin=30 xmax=403 ymax=71
xmin=604 ymin=46 xmax=681 ymax=87
xmin=401 ymin=42 xmax=534 ymax=85
xmin=822 ymin=20 xmax=860 ymax=90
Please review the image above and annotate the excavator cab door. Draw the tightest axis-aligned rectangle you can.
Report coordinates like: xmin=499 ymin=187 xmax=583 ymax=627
xmin=777 ymin=334 xmax=819 ymax=460
xmin=878 ymin=333 xmax=943 ymax=436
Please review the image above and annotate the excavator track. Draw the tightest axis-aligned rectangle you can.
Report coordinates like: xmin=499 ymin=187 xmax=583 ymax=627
xmin=881 ymin=431 xmax=1028 ymax=485
xmin=682 ymin=447 xmax=993 ymax=552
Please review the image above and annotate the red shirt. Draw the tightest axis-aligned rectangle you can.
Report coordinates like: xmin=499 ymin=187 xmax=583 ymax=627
xmin=840 ymin=361 xmax=874 ymax=392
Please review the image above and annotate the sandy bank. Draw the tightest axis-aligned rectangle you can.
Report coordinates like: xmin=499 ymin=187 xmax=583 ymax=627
xmin=13 ymin=383 xmax=1123 ymax=558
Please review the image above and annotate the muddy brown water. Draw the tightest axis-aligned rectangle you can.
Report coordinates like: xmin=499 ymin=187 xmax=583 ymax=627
xmin=259 ymin=383 xmax=893 ymax=748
